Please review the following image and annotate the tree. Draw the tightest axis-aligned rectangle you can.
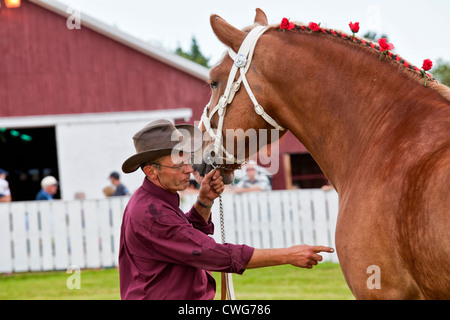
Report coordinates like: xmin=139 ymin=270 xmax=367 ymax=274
xmin=432 ymin=59 xmax=450 ymax=87
xmin=363 ymin=31 xmax=390 ymax=43
xmin=175 ymin=37 xmax=210 ymax=68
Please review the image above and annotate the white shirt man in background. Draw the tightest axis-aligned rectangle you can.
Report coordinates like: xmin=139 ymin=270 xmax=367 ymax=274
xmin=0 ymin=168 xmax=12 ymax=202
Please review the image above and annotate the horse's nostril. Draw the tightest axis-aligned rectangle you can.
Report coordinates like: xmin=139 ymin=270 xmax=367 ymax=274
xmin=204 ymin=150 xmax=218 ymax=167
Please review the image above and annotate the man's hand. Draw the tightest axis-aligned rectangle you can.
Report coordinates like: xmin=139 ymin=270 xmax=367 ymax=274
xmin=197 ymin=169 xmax=224 ymax=206
xmin=285 ymin=245 xmax=335 ymax=269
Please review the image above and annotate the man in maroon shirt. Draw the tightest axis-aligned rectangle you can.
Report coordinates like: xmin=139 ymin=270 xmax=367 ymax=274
xmin=119 ymin=120 xmax=333 ymax=300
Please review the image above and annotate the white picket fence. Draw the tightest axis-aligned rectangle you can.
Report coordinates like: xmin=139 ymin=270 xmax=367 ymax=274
xmin=0 ymin=189 xmax=339 ymax=273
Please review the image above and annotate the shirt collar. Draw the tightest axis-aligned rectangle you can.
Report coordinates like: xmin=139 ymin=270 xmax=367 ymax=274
xmin=141 ymin=177 xmax=180 ymax=209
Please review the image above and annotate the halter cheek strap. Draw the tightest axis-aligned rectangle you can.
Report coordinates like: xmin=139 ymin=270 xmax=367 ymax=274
xmin=200 ymin=25 xmax=285 ymax=164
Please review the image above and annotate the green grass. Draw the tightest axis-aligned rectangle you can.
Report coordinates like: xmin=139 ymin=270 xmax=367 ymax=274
xmin=213 ymin=263 xmax=354 ymax=300
xmin=0 ymin=263 xmax=353 ymax=300
xmin=0 ymin=268 xmax=120 ymax=300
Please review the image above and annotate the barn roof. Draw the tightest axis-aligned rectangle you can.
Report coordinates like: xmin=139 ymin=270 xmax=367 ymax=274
xmin=28 ymin=0 xmax=209 ymax=82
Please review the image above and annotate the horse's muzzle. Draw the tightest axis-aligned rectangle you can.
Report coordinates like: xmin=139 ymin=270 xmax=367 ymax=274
xmin=192 ymin=149 xmax=236 ymax=185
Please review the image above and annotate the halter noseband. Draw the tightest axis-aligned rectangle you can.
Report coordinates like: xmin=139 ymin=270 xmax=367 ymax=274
xmin=200 ymin=25 xmax=285 ymax=165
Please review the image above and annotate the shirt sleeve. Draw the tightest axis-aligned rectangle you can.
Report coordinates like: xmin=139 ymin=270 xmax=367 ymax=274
xmin=148 ymin=206 xmax=254 ymax=274
xmin=185 ymin=205 xmax=214 ymax=235
xmin=257 ymin=176 xmax=270 ymax=191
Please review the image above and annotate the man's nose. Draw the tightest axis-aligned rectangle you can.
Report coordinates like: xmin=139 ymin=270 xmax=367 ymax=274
xmin=184 ymin=164 xmax=194 ymax=173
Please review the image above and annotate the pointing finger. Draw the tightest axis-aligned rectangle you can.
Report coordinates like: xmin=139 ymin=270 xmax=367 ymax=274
xmin=312 ymin=246 xmax=334 ymax=253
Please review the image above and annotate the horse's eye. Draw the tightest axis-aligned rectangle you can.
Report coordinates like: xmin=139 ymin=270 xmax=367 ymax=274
xmin=210 ymin=81 xmax=218 ymax=89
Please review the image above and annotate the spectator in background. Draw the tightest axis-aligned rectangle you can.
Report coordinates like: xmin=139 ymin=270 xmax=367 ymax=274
xmin=0 ymin=168 xmax=12 ymax=202
xmin=321 ymin=180 xmax=335 ymax=191
xmin=103 ymin=186 xmax=116 ymax=197
xmin=109 ymin=171 xmax=130 ymax=196
xmin=234 ymin=161 xmax=271 ymax=193
xmin=36 ymin=176 xmax=58 ymax=200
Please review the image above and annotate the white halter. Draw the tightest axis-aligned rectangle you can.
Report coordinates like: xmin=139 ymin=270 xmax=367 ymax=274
xmin=200 ymin=25 xmax=285 ymax=164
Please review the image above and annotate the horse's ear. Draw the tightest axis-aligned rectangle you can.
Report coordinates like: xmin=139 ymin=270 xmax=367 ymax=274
xmin=210 ymin=14 xmax=246 ymax=53
xmin=254 ymin=8 xmax=268 ymax=26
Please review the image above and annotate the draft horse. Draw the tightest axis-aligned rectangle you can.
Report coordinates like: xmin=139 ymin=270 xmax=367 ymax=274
xmin=193 ymin=9 xmax=450 ymax=299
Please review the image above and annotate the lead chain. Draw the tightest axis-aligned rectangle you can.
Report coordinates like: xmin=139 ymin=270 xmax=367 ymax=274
xmin=219 ymin=194 xmax=225 ymax=243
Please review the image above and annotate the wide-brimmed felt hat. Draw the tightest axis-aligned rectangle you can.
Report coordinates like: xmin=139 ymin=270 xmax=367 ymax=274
xmin=122 ymin=119 xmax=203 ymax=174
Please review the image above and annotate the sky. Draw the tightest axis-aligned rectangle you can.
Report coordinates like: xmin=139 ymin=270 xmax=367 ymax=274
xmin=59 ymin=0 xmax=450 ymax=68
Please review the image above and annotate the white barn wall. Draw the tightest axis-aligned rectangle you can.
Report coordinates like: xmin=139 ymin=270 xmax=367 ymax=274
xmin=56 ymin=120 xmax=146 ymax=200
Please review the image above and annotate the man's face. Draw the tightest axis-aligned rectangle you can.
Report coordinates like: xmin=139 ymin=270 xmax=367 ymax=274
xmin=45 ymin=184 xmax=58 ymax=195
xmin=153 ymin=153 xmax=194 ymax=193
xmin=110 ymin=177 xmax=119 ymax=186
xmin=246 ymin=165 xmax=257 ymax=179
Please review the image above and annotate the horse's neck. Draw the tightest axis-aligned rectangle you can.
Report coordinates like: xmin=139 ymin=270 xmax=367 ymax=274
xmin=269 ymin=33 xmax=449 ymax=192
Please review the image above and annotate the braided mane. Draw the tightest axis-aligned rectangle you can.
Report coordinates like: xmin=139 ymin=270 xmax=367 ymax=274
xmin=266 ymin=22 xmax=450 ymax=102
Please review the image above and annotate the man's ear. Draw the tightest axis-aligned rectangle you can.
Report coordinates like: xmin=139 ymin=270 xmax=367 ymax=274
xmin=143 ymin=165 xmax=157 ymax=179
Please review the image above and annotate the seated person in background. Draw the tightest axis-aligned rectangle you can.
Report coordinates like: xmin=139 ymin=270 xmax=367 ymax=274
xmin=234 ymin=161 xmax=271 ymax=193
xmin=36 ymin=176 xmax=58 ymax=201
xmin=0 ymin=168 xmax=12 ymax=202
xmin=321 ymin=180 xmax=335 ymax=191
xmin=110 ymin=171 xmax=130 ymax=196
xmin=103 ymin=186 xmax=116 ymax=197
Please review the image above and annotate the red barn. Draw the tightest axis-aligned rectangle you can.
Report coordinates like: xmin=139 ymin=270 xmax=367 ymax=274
xmin=0 ymin=0 xmax=326 ymax=200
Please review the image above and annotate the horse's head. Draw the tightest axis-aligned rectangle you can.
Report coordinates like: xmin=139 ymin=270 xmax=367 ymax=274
xmin=193 ymin=9 xmax=285 ymax=184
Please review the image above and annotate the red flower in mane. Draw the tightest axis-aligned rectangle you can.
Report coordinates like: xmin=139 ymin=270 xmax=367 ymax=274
xmin=308 ymin=22 xmax=320 ymax=32
xmin=378 ymin=38 xmax=394 ymax=60
xmin=378 ymin=38 xmax=394 ymax=51
xmin=349 ymin=22 xmax=359 ymax=40
xmin=349 ymin=22 xmax=359 ymax=33
xmin=422 ymin=59 xmax=432 ymax=71
xmin=421 ymin=59 xmax=433 ymax=86
xmin=280 ymin=17 xmax=294 ymax=31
